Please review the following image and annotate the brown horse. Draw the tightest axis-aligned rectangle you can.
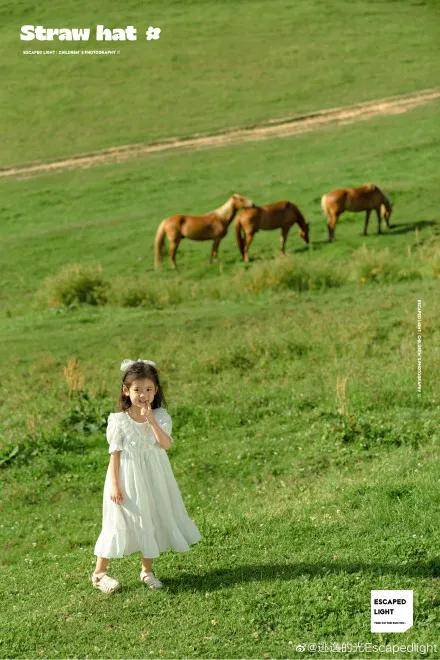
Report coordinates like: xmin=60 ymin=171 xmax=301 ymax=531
xmin=321 ymin=183 xmax=392 ymax=241
xmin=235 ymin=200 xmax=310 ymax=262
xmin=154 ymin=193 xmax=255 ymax=268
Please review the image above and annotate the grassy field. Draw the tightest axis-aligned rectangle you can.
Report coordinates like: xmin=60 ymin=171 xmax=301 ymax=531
xmin=1 ymin=1 xmax=440 ymax=658
xmin=1 ymin=99 xmax=439 ymax=657
xmin=1 ymin=0 xmax=439 ymax=167
xmin=1 ymin=99 xmax=439 ymax=317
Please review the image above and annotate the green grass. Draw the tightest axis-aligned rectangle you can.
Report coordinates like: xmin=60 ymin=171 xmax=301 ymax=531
xmin=1 ymin=5 xmax=440 ymax=654
xmin=1 ymin=0 xmax=439 ymax=167
xmin=1 ymin=427 xmax=438 ymax=657
xmin=1 ymin=103 xmax=440 ymax=656
xmin=1 ymin=99 xmax=439 ymax=318
xmin=1 ymin=269 xmax=439 ymax=653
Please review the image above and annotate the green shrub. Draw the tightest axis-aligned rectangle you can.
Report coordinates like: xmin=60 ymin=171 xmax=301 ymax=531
xmin=0 ymin=390 xmax=110 ymax=469
xmin=36 ymin=263 xmax=109 ymax=308
xmin=418 ymin=242 xmax=440 ymax=279
xmin=352 ymin=246 xmax=422 ymax=285
xmin=322 ymin=412 xmax=437 ymax=451
xmin=0 ymin=427 xmax=86 ymax=469
xmin=232 ymin=256 xmax=345 ymax=294
xmin=110 ymin=275 xmax=185 ymax=308
xmin=60 ymin=390 xmax=110 ymax=435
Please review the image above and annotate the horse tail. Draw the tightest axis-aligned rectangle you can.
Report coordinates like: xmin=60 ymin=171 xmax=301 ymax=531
xmin=154 ymin=220 xmax=167 ymax=268
xmin=320 ymin=194 xmax=329 ymax=217
xmin=235 ymin=216 xmax=245 ymax=257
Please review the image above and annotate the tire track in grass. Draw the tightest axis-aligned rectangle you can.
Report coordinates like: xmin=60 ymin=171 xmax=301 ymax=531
xmin=1 ymin=88 xmax=439 ymax=179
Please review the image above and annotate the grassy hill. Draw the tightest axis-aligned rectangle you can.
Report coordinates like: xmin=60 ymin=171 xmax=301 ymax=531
xmin=1 ymin=0 xmax=439 ymax=167
xmin=0 ymin=1 xmax=439 ymax=657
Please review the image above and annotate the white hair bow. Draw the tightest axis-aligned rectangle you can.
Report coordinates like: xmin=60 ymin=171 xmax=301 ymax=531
xmin=120 ymin=358 xmax=157 ymax=372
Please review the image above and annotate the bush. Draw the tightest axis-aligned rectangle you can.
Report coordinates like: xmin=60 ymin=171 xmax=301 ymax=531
xmin=322 ymin=411 xmax=437 ymax=451
xmin=232 ymin=256 xmax=345 ymax=294
xmin=0 ymin=427 xmax=86 ymax=469
xmin=36 ymin=263 xmax=109 ymax=308
xmin=0 ymin=390 xmax=110 ymax=469
xmin=60 ymin=390 xmax=110 ymax=435
xmin=431 ymin=251 xmax=440 ymax=278
xmin=352 ymin=246 xmax=422 ymax=285
xmin=110 ymin=275 xmax=185 ymax=308
xmin=417 ymin=242 xmax=440 ymax=279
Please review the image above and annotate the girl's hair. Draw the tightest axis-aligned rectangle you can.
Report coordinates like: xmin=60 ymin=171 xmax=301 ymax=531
xmin=117 ymin=361 xmax=167 ymax=411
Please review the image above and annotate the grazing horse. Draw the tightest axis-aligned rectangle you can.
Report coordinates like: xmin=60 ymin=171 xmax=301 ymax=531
xmin=235 ymin=200 xmax=310 ymax=262
xmin=154 ymin=193 xmax=255 ymax=268
xmin=321 ymin=183 xmax=392 ymax=241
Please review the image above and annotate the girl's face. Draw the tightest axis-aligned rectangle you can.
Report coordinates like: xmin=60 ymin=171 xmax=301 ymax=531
xmin=123 ymin=377 xmax=157 ymax=409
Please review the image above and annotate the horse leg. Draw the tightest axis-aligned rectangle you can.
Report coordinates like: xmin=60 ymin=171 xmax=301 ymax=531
xmin=376 ymin=208 xmax=382 ymax=234
xmin=243 ymin=231 xmax=256 ymax=262
xmin=210 ymin=237 xmax=222 ymax=263
xmin=327 ymin=214 xmax=337 ymax=242
xmin=169 ymin=237 xmax=181 ymax=269
xmin=280 ymin=226 xmax=290 ymax=255
xmin=363 ymin=209 xmax=371 ymax=236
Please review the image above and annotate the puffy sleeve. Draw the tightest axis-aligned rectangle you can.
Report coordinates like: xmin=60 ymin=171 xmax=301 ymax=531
xmin=106 ymin=413 xmax=124 ymax=454
xmin=155 ymin=408 xmax=174 ymax=444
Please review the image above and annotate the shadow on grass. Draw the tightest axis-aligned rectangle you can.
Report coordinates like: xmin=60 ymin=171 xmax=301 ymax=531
xmin=378 ymin=219 xmax=438 ymax=236
xmin=308 ymin=239 xmax=331 ymax=248
xmin=292 ymin=244 xmax=311 ymax=254
xmin=230 ymin=245 xmax=312 ymax=263
xmin=159 ymin=559 xmax=439 ymax=593
xmin=310 ymin=219 xmax=438 ymax=245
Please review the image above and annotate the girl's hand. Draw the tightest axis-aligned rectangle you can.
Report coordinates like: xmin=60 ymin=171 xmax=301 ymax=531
xmin=110 ymin=484 xmax=124 ymax=504
xmin=140 ymin=401 xmax=155 ymax=424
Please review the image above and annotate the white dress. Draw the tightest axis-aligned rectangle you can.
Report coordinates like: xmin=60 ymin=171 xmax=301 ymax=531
xmin=94 ymin=408 xmax=202 ymax=559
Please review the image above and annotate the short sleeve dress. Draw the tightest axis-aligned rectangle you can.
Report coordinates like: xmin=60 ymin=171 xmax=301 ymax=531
xmin=93 ymin=408 xmax=202 ymax=558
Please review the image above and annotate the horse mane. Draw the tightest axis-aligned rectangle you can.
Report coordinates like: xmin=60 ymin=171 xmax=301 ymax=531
xmin=364 ymin=183 xmax=378 ymax=192
xmin=296 ymin=205 xmax=308 ymax=227
xmin=369 ymin=184 xmax=391 ymax=209
xmin=211 ymin=198 xmax=230 ymax=215
xmin=210 ymin=196 xmax=237 ymax=221
xmin=382 ymin=192 xmax=392 ymax=210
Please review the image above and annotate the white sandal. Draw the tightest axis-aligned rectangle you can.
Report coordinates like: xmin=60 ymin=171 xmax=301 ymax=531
xmin=91 ymin=571 xmax=120 ymax=594
xmin=140 ymin=570 xmax=163 ymax=589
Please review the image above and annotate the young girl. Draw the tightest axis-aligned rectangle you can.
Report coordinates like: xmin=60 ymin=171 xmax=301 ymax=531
xmin=92 ymin=358 xmax=202 ymax=593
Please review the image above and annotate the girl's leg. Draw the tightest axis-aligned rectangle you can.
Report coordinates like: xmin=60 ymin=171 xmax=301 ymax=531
xmin=141 ymin=557 xmax=153 ymax=572
xmin=94 ymin=557 xmax=110 ymax=574
xmin=92 ymin=557 xmax=120 ymax=593
xmin=140 ymin=556 xmax=163 ymax=588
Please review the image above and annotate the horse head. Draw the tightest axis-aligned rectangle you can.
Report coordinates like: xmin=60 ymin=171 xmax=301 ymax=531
xmin=295 ymin=208 xmax=310 ymax=244
xmin=231 ymin=193 xmax=255 ymax=210
xmin=224 ymin=194 xmax=256 ymax=224
xmin=380 ymin=194 xmax=392 ymax=223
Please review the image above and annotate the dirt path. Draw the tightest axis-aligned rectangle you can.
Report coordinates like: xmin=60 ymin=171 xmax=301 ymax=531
xmin=2 ymin=88 xmax=439 ymax=179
